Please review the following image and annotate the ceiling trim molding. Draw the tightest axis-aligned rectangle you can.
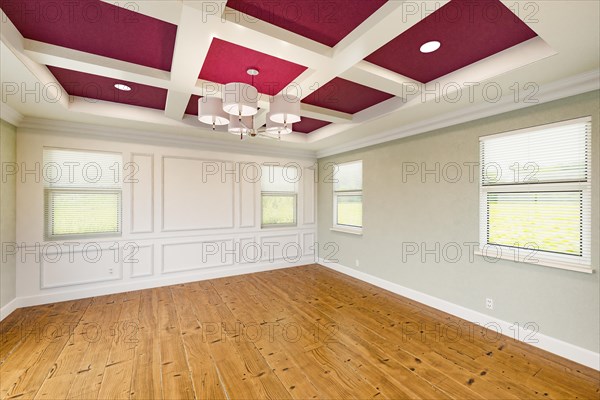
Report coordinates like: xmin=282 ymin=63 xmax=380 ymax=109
xmin=317 ymin=69 xmax=600 ymax=158
xmin=18 ymin=118 xmax=317 ymax=160
xmin=0 ymin=103 xmax=24 ymax=126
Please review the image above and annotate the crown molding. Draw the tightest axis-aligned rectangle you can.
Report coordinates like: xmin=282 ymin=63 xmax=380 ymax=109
xmin=18 ymin=117 xmax=318 ymax=160
xmin=0 ymin=103 xmax=24 ymax=127
xmin=317 ymin=69 xmax=600 ymax=158
xmin=11 ymin=69 xmax=600 ymax=160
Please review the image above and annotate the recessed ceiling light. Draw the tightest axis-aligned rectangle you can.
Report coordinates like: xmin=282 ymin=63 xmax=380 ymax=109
xmin=114 ymin=83 xmax=132 ymax=91
xmin=420 ymin=41 xmax=441 ymax=53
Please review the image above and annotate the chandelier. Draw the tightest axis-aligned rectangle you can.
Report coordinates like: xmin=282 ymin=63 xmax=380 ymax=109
xmin=197 ymin=68 xmax=301 ymax=140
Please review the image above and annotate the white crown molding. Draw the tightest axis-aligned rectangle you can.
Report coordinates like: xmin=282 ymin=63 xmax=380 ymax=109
xmin=9 ymin=69 xmax=599 ymax=160
xmin=318 ymin=259 xmax=600 ymax=371
xmin=0 ymin=103 xmax=24 ymax=126
xmin=18 ymin=117 xmax=318 ymax=160
xmin=317 ymin=69 xmax=600 ymax=158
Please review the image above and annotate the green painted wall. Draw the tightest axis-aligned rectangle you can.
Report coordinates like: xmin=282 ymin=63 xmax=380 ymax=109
xmin=0 ymin=119 xmax=17 ymax=309
xmin=318 ymin=91 xmax=600 ymax=352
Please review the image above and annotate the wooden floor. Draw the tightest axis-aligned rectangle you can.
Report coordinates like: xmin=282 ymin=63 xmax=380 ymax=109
xmin=1 ymin=265 xmax=598 ymax=399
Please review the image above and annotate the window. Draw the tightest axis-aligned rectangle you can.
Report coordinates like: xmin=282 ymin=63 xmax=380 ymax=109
xmin=333 ymin=160 xmax=363 ymax=232
xmin=261 ymin=165 xmax=297 ymax=227
xmin=479 ymin=117 xmax=591 ymax=271
xmin=44 ymin=148 xmax=122 ymax=240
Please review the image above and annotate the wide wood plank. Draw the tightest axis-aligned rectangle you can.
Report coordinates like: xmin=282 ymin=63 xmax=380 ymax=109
xmin=0 ymin=264 xmax=597 ymax=399
xmin=130 ymin=288 xmax=163 ymax=400
xmin=1 ymin=299 xmax=91 ymax=399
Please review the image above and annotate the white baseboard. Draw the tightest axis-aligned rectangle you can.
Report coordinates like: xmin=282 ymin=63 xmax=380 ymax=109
xmin=1 ymin=257 xmax=313 ymax=320
xmin=318 ymin=258 xmax=600 ymax=371
xmin=0 ymin=297 xmax=19 ymax=321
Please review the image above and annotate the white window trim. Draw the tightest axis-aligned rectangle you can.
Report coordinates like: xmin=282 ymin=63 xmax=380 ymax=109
xmin=333 ymin=190 xmax=363 ymax=233
xmin=330 ymin=226 xmax=363 ymax=235
xmin=477 ymin=117 xmax=593 ymax=274
xmin=473 ymin=249 xmax=593 ymax=274
xmin=331 ymin=159 xmax=363 ymax=233
xmin=43 ymin=147 xmax=123 ymax=241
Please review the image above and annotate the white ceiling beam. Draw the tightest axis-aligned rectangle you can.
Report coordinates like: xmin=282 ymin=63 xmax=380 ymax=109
xmin=291 ymin=1 xmax=448 ymax=100
xmin=164 ymin=1 xmax=228 ymax=120
xmin=306 ymin=37 xmax=559 ymax=144
xmin=339 ymin=61 xmax=422 ymax=99
xmin=221 ymin=7 xmax=333 ymax=59
xmin=170 ymin=2 xmax=227 ymax=91
xmin=3 ymin=30 xmax=352 ymax=124
xmin=434 ymin=36 xmax=557 ymax=92
xmin=165 ymin=91 xmax=192 ymax=120
xmin=299 ymin=104 xmax=352 ymax=124
xmin=0 ymin=12 xmax=70 ymax=109
xmin=99 ymin=0 xmax=432 ymax=110
xmin=24 ymin=40 xmax=171 ymax=88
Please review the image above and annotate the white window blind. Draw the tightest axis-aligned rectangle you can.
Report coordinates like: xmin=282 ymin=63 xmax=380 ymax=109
xmin=44 ymin=148 xmax=123 ymax=240
xmin=333 ymin=160 xmax=363 ymax=230
xmin=479 ymin=117 xmax=592 ymax=270
xmin=261 ymin=165 xmax=298 ymax=227
xmin=260 ymin=165 xmax=298 ymax=193
xmin=334 ymin=161 xmax=363 ymax=191
xmin=44 ymin=149 xmax=122 ymax=188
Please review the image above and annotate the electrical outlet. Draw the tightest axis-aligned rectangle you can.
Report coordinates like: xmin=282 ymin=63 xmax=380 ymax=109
xmin=108 ymin=268 xmax=114 ymax=275
xmin=355 ymin=259 xmax=360 ymax=267
xmin=486 ymin=298 xmax=494 ymax=310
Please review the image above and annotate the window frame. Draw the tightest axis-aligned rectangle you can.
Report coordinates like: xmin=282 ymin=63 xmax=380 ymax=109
xmin=332 ymin=160 xmax=363 ymax=234
xmin=477 ymin=117 xmax=592 ymax=273
xmin=259 ymin=164 xmax=299 ymax=229
xmin=260 ymin=191 xmax=298 ymax=228
xmin=43 ymin=147 xmax=123 ymax=241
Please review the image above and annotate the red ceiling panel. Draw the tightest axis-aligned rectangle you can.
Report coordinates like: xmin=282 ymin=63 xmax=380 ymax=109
xmin=293 ymin=117 xmax=331 ymax=134
xmin=0 ymin=0 xmax=177 ymax=71
xmin=364 ymin=0 xmax=538 ymax=83
xmin=185 ymin=94 xmax=202 ymax=115
xmin=301 ymin=78 xmax=394 ymax=114
xmin=226 ymin=0 xmax=387 ymax=47
xmin=48 ymin=66 xmax=168 ymax=110
xmin=199 ymin=38 xmax=307 ymax=96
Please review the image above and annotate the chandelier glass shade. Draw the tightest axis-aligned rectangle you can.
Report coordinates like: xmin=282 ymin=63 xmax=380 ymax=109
xmin=198 ymin=97 xmax=229 ymax=126
xmin=222 ymin=82 xmax=258 ymax=116
xmin=269 ymin=94 xmax=301 ymax=124
xmin=266 ymin=112 xmax=292 ymax=135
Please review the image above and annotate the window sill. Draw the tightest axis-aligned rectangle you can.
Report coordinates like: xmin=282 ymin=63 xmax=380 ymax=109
xmin=473 ymin=250 xmax=593 ymax=274
xmin=261 ymin=224 xmax=298 ymax=229
xmin=330 ymin=226 xmax=363 ymax=236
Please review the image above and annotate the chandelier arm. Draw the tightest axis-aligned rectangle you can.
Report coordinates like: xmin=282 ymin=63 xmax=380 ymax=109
xmin=255 ymin=130 xmax=281 ymax=140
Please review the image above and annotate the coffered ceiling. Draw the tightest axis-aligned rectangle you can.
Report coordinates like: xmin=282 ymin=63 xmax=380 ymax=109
xmin=1 ymin=0 xmax=598 ymax=156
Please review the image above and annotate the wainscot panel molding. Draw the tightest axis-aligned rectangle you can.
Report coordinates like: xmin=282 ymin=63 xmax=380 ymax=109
xmin=161 ymin=157 xmax=235 ymax=232
xmin=128 ymin=244 xmax=154 ymax=278
xmin=40 ymin=244 xmax=123 ymax=289
xmin=130 ymin=153 xmax=155 ymax=234
xmin=161 ymin=239 xmax=236 ymax=274
xmin=12 ymin=128 xmax=317 ymax=311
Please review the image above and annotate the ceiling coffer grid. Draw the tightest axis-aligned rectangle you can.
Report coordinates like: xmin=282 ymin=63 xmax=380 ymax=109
xmin=0 ymin=0 xmax=544 ymax=137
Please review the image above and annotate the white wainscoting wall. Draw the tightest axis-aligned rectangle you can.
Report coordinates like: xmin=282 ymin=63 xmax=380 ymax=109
xmin=13 ymin=127 xmax=317 ymax=308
